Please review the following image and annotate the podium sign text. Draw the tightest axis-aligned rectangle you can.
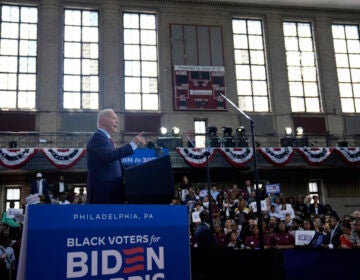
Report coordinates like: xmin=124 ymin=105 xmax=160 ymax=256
xmin=20 ymin=204 xmax=190 ymax=280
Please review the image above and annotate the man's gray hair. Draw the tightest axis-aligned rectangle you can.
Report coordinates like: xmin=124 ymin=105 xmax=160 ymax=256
xmin=97 ymin=108 xmax=114 ymax=128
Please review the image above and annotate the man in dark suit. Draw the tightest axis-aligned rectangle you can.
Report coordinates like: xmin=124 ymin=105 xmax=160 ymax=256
xmin=30 ymin=172 xmax=51 ymax=204
xmin=86 ymin=108 xmax=146 ymax=204
xmin=52 ymin=175 xmax=69 ymax=200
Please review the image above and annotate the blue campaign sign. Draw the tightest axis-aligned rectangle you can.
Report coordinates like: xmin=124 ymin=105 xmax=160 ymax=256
xmin=22 ymin=204 xmax=190 ymax=280
xmin=121 ymin=148 xmax=169 ymax=167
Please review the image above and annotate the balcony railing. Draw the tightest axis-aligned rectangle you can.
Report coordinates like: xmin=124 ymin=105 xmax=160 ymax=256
xmin=1 ymin=131 xmax=360 ymax=149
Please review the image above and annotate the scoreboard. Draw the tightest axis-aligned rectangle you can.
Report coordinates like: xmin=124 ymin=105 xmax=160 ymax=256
xmin=174 ymin=65 xmax=227 ymax=111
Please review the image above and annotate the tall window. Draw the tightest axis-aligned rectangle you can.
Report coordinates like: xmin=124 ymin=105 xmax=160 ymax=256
xmin=123 ymin=12 xmax=159 ymax=111
xmin=232 ymin=18 xmax=270 ymax=112
xmin=0 ymin=5 xmax=37 ymax=110
xmin=5 ymin=187 xmax=21 ymax=209
xmin=283 ymin=21 xmax=321 ymax=112
xmin=332 ymin=24 xmax=360 ymax=113
xmin=194 ymin=120 xmax=206 ymax=148
xmin=63 ymin=9 xmax=99 ymax=109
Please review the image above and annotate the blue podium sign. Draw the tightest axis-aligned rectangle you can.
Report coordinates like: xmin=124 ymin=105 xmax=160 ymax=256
xmin=18 ymin=204 xmax=190 ymax=280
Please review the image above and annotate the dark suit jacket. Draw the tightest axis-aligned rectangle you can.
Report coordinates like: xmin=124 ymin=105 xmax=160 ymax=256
xmin=309 ymin=203 xmax=325 ymax=216
xmin=86 ymin=130 xmax=134 ymax=204
xmin=30 ymin=179 xmax=51 ymax=204
xmin=52 ymin=182 xmax=70 ymax=199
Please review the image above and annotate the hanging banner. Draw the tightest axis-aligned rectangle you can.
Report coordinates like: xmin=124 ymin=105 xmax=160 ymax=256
xmin=260 ymin=147 xmax=295 ymax=167
xmin=0 ymin=148 xmax=37 ymax=168
xmin=218 ymin=147 xmax=253 ymax=167
xmin=42 ymin=148 xmax=86 ymax=169
xmin=174 ymin=65 xmax=226 ymax=110
xmin=176 ymin=147 xmax=217 ymax=168
xmin=333 ymin=147 xmax=360 ymax=165
xmin=18 ymin=204 xmax=191 ymax=280
xmin=297 ymin=147 xmax=332 ymax=166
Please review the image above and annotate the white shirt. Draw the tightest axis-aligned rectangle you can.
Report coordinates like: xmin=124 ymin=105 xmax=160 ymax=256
xmin=59 ymin=182 xmax=65 ymax=193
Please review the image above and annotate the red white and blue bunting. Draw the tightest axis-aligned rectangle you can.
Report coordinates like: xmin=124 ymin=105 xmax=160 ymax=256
xmin=333 ymin=147 xmax=360 ymax=165
xmin=297 ymin=147 xmax=332 ymax=166
xmin=218 ymin=147 xmax=253 ymax=167
xmin=0 ymin=148 xmax=38 ymax=169
xmin=176 ymin=148 xmax=217 ymax=168
xmin=1 ymin=147 xmax=360 ymax=169
xmin=41 ymin=148 xmax=87 ymax=169
xmin=259 ymin=147 xmax=295 ymax=167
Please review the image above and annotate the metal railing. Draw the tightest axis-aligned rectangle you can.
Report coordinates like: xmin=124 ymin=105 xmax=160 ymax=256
xmin=1 ymin=131 xmax=360 ymax=149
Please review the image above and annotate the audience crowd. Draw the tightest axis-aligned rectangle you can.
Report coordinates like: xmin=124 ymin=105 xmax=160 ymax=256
xmin=0 ymin=174 xmax=360 ymax=279
xmin=175 ymin=176 xmax=360 ymax=250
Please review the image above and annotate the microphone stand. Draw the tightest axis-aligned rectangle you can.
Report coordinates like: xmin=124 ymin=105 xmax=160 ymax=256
xmin=218 ymin=92 xmax=264 ymax=250
xmin=185 ymin=134 xmax=215 ymax=246
xmin=204 ymin=147 xmax=215 ymax=247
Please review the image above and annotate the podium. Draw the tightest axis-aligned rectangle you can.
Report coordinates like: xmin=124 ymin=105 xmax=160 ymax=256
xmin=17 ymin=204 xmax=190 ymax=280
xmin=125 ymin=155 xmax=175 ymax=204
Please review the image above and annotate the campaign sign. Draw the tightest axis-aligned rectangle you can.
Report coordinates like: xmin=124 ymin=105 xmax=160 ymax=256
xmin=121 ymin=148 xmax=169 ymax=167
xmin=21 ymin=204 xmax=190 ymax=280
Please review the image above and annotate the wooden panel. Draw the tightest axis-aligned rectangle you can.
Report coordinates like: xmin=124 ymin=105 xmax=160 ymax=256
xmin=171 ymin=25 xmax=185 ymax=65
xmin=0 ymin=113 xmax=36 ymax=131
xmin=197 ymin=26 xmax=211 ymax=65
xmin=293 ymin=116 xmax=326 ymax=134
xmin=124 ymin=114 xmax=161 ymax=133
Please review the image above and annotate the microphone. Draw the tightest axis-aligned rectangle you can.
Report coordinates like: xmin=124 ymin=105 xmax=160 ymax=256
xmin=146 ymin=141 xmax=163 ymax=157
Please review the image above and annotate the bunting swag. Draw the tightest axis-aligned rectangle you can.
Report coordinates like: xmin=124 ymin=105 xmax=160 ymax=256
xmin=333 ymin=147 xmax=360 ymax=165
xmin=259 ymin=147 xmax=295 ymax=167
xmin=297 ymin=147 xmax=332 ymax=166
xmin=219 ymin=147 xmax=253 ymax=167
xmin=42 ymin=148 xmax=86 ymax=169
xmin=0 ymin=148 xmax=38 ymax=169
xmin=176 ymin=148 xmax=217 ymax=168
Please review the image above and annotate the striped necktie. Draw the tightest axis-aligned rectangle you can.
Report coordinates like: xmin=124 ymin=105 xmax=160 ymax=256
xmin=110 ymin=138 xmax=115 ymax=148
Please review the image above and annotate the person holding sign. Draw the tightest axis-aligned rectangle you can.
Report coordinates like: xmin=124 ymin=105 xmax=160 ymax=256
xmin=86 ymin=109 xmax=146 ymax=204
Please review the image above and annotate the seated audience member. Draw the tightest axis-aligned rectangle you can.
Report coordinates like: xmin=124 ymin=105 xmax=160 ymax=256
xmin=289 ymin=216 xmax=304 ymax=236
xmin=223 ymin=219 xmax=234 ymax=236
xmin=302 ymin=219 xmax=313 ymax=231
xmin=350 ymin=217 xmax=360 ymax=248
xmin=279 ymin=197 xmax=295 ymax=220
xmin=309 ymin=195 xmax=325 ymax=217
xmin=339 ymin=220 xmax=353 ymax=249
xmin=226 ymin=230 xmax=242 ymax=249
xmin=271 ymin=220 xmax=295 ymax=249
xmin=308 ymin=219 xmax=328 ymax=248
xmin=213 ymin=223 xmax=226 ymax=248
xmin=323 ymin=204 xmax=340 ymax=221
xmin=72 ymin=187 xmax=87 ymax=204
xmin=244 ymin=224 xmax=271 ymax=249
xmin=324 ymin=215 xmax=342 ymax=249
xmin=293 ymin=194 xmax=310 ymax=221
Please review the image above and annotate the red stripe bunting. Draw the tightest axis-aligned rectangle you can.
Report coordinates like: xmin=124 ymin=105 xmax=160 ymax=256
xmin=296 ymin=147 xmax=332 ymax=166
xmin=41 ymin=148 xmax=87 ymax=169
xmin=259 ymin=147 xmax=295 ymax=167
xmin=219 ymin=147 xmax=253 ymax=167
xmin=176 ymin=148 xmax=217 ymax=168
xmin=0 ymin=148 xmax=38 ymax=169
xmin=1 ymin=147 xmax=360 ymax=170
xmin=333 ymin=147 xmax=360 ymax=165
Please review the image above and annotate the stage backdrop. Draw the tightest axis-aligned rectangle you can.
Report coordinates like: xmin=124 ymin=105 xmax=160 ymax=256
xmin=17 ymin=204 xmax=190 ymax=280
xmin=174 ymin=65 xmax=226 ymax=110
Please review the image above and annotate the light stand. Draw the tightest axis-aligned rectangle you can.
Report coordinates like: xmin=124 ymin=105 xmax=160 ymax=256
xmin=218 ymin=93 xmax=264 ymax=250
